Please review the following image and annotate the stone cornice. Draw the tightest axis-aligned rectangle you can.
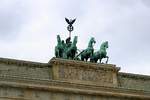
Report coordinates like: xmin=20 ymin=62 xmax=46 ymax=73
xmin=0 ymin=97 xmax=29 ymax=100
xmin=119 ymin=72 xmax=150 ymax=80
xmin=0 ymin=75 xmax=150 ymax=99
xmin=49 ymin=57 xmax=120 ymax=72
xmin=0 ymin=57 xmax=50 ymax=68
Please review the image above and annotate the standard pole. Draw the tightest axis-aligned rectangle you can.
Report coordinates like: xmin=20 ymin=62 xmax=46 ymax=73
xmin=69 ymin=32 xmax=71 ymax=38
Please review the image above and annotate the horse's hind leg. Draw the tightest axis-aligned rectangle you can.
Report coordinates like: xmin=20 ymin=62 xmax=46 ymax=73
xmin=81 ymin=56 xmax=84 ymax=61
xmin=90 ymin=57 xmax=93 ymax=62
xmin=56 ymin=51 xmax=59 ymax=58
xmin=85 ymin=57 xmax=89 ymax=62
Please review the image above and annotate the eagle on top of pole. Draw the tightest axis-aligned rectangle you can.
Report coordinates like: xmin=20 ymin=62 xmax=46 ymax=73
xmin=65 ymin=18 xmax=76 ymax=38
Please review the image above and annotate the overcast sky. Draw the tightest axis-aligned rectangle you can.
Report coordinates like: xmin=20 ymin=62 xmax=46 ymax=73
xmin=0 ymin=0 xmax=150 ymax=75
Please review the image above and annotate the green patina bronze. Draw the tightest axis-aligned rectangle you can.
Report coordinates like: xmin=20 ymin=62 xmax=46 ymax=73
xmin=55 ymin=36 xmax=109 ymax=63
xmin=55 ymin=18 xmax=109 ymax=63
xmin=55 ymin=35 xmax=78 ymax=60
xmin=55 ymin=35 xmax=64 ymax=58
xmin=81 ymin=37 xmax=96 ymax=61
xmin=64 ymin=36 xmax=78 ymax=59
xmin=90 ymin=41 xmax=109 ymax=63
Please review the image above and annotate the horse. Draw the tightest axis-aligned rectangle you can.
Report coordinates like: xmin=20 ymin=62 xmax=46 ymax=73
xmin=90 ymin=41 xmax=109 ymax=63
xmin=65 ymin=36 xmax=78 ymax=59
xmin=55 ymin=35 xmax=64 ymax=58
xmin=81 ymin=37 xmax=96 ymax=61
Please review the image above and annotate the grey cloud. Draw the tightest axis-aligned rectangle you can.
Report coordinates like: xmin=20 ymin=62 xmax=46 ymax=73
xmin=0 ymin=0 xmax=34 ymax=41
xmin=141 ymin=0 xmax=150 ymax=7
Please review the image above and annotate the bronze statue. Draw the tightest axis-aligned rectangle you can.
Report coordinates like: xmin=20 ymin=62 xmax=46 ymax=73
xmin=90 ymin=41 xmax=109 ymax=63
xmin=65 ymin=37 xmax=72 ymax=49
xmin=65 ymin=18 xmax=76 ymax=37
xmin=81 ymin=37 xmax=96 ymax=61
xmin=55 ymin=34 xmax=78 ymax=60
xmin=65 ymin=36 xmax=78 ymax=59
xmin=55 ymin=35 xmax=109 ymax=63
xmin=54 ymin=18 xmax=109 ymax=64
xmin=55 ymin=35 xmax=64 ymax=58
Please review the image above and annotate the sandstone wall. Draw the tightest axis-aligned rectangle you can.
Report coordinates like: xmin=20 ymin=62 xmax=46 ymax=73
xmin=0 ymin=87 xmax=137 ymax=100
xmin=0 ymin=57 xmax=149 ymax=100
xmin=118 ymin=72 xmax=150 ymax=91
xmin=0 ymin=58 xmax=51 ymax=80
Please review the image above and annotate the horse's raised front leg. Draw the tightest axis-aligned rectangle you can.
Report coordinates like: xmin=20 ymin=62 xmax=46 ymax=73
xmin=105 ymin=56 xmax=109 ymax=64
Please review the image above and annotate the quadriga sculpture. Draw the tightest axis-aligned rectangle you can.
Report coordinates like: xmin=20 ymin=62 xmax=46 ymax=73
xmin=54 ymin=35 xmax=109 ymax=64
xmin=65 ymin=36 xmax=78 ymax=59
xmin=55 ymin=35 xmax=64 ymax=58
xmin=90 ymin=41 xmax=109 ymax=63
xmin=81 ymin=37 xmax=96 ymax=61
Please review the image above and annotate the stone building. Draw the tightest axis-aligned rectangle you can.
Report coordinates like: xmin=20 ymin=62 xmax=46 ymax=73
xmin=0 ymin=57 xmax=150 ymax=100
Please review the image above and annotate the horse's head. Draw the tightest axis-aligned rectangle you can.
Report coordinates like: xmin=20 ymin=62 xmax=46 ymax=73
xmin=91 ymin=37 xmax=96 ymax=44
xmin=103 ymin=41 xmax=108 ymax=48
xmin=73 ymin=36 xmax=78 ymax=45
xmin=57 ymin=35 xmax=61 ymax=43
xmin=88 ymin=37 xmax=96 ymax=47
xmin=100 ymin=41 xmax=109 ymax=49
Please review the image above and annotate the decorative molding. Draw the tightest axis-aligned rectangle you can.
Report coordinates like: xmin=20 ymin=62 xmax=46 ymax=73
xmin=58 ymin=65 xmax=113 ymax=83
xmin=0 ymin=97 xmax=29 ymax=100
xmin=50 ymin=57 xmax=120 ymax=87
xmin=0 ymin=75 xmax=150 ymax=99
xmin=0 ymin=57 xmax=50 ymax=68
xmin=50 ymin=57 xmax=120 ymax=72
xmin=119 ymin=72 xmax=150 ymax=80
